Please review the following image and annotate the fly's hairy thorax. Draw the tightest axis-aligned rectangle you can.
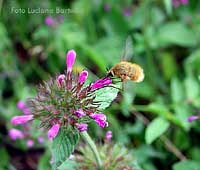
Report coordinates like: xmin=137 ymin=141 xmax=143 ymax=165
xmin=111 ymin=61 xmax=144 ymax=82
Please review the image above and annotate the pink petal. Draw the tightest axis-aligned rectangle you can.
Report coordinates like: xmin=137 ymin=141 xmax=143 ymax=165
xmin=9 ymin=128 xmax=24 ymax=140
xmin=11 ymin=115 xmax=33 ymax=125
xmin=48 ymin=124 xmax=60 ymax=140
xmin=66 ymin=50 xmax=76 ymax=72
xmin=79 ymin=70 xmax=88 ymax=84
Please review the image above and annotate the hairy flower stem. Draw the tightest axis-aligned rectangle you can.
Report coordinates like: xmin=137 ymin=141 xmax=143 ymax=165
xmin=81 ymin=131 xmax=103 ymax=170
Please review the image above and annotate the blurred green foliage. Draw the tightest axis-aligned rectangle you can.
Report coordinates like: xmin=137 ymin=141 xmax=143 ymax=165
xmin=1 ymin=0 xmax=200 ymax=169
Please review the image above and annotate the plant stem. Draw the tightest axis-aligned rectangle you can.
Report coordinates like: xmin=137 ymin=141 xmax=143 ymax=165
xmin=0 ymin=0 xmax=3 ymax=13
xmin=81 ymin=131 xmax=103 ymax=170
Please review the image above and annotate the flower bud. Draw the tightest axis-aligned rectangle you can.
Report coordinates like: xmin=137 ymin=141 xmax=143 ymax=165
xmin=188 ymin=115 xmax=199 ymax=122
xmin=104 ymin=3 xmax=111 ymax=12
xmin=90 ymin=113 xmax=108 ymax=128
xmin=48 ymin=124 xmax=60 ymax=140
xmin=57 ymin=74 xmax=66 ymax=87
xmin=16 ymin=101 xmax=26 ymax=110
xmin=76 ymin=123 xmax=88 ymax=132
xmin=91 ymin=78 xmax=112 ymax=90
xmin=79 ymin=70 xmax=88 ymax=84
xmin=74 ymin=109 xmax=86 ymax=118
xmin=8 ymin=128 xmax=24 ymax=140
xmin=38 ymin=136 xmax=44 ymax=144
xmin=45 ymin=16 xmax=55 ymax=26
xmin=27 ymin=139 xmax=34 ymax=147
xmin=66 ymin=50 xmax=76 ymax=73
xmin=11 ymin=115 xmax=33 ymax=125
xmin=105 ymin=130 xmax=112 ymax=142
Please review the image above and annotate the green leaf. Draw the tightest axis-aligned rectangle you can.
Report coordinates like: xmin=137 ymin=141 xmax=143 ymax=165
xmin=127 ymin=2 xmax=146 ymax=29
xmin=0 ymin=148 xmax=9 ymax=169
xmin=51 ymin=128 xmax=79 ymax=169
xmin=173 ymin=160 xmax=200 ymax=170
xmin=94 ymin=36 xmax=123 ymax=66
xmin=94 ymin=83 xmax=121 ymax=110
xmin=174 ymin=105 xmax=191 ymax=131
xmin=80 ymin=44 xmax=107 ymax=72
xmin=144 ymin=103 xmax=182 ymax=127
xmin=101 ymin=7 xmax=129 ymax=36
xmin=171 ymin=77 xmax=184 ymax=104
xmin=145 ymin=117 xmax=170 ymax=144
xmin=38 ymin=152 xmax=51 ymax=170
xmin=58 ymin=159 xmax=78 ymax=170
xmin=174 ymin=129 xmax=190 ymax=150
xmin=157 ymin=22 xmax=197 ymax=47
xmin=160 ymin=52 xmax=177 ymax=81
xmin=184 ymin=75 xmax=200 ymax=101
xmin=33 ymin=26 xmax=49 ymax=40
xmin=184 ymin=49 xmax=200 ymax=75
xmin=134 ymin=81 xmax=156 ymax=98
xmin=164 ymin=0 xmax=172 ymax=15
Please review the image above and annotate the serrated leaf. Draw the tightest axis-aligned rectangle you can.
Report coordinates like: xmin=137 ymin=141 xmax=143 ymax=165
xmin=94 ymin=83 xmax=121 ymax=110
xmin=58 ymin=159 xmax=78 ymax=170
xmin=145 ymin=117 xmax=170 ymax=144
xmin=51 ymin=128 xmax=79 ymax=169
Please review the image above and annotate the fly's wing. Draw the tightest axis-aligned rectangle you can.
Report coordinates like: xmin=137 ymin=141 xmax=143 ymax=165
xmin=121 ymin=81 xmax=135 ymax=115
xmin=121 ymin=35 xmax=134 ymax=61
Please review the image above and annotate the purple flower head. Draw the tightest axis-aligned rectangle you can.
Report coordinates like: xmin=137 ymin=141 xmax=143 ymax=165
xmin=57 ymin=74 xmax=66 ymax=87
xmin=76 ymin=123 xmax=88 ymax=132
xmin=45 ymin=16 xmax=55 ymax=26
xmin=79 ymin=70 xmax=88 ymax=84
xmin=27 ymin=139 xmax=34 ymax=147
xmin=90 ymin=113 xmax=108 ymax=128
xmin=74 ymin=109 xmax=86 ymax=118
xmin=66 ymin=50 xmax=76 ymax=73
xmin=104 ymin=3 xmax=111 ymax=12
xmin=172 ymin=0 xmax=188 ymax=7
xmin=48 ymin=124 xmax=60 ymax=140
xmin=105 ymin=130 xmax=112 ymax=142
xmin=123 ymin=8 xmax=132 ymax=17
xmin=21 ymin=49 xmax=117 ymax=137
xmin=181 ymin=0 xmax=188 ymax=4
xmin=9 ymin=128 xmax=24 ymax=140
xmin=17 ymin=101 xmax=26 ymax=110
xmin=38 ymin=136 xmax=44 ymax=144
xmin=91 ymin=78 xmax=112 ymax=90
xmin=188 ymin=115 xmax=199 ymax=122
xmin=11 ymin=115 xmax=33 ymax=125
